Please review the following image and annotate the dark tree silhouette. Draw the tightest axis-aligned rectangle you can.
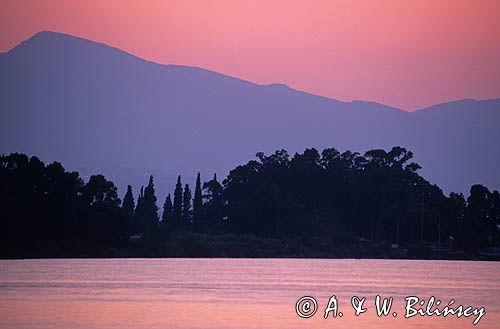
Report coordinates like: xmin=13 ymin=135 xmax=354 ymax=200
xmin=1 ymin=149 xmax=498 ymax=258
xmin=162 ymin=194 xmax=173 ymax=223
xmin=183 ymin=184 xmax=192 ymax=229
xmin=224 ymin=147 xmax=448 ymax=244
xmin=159 ymin=193 xmax=173 ymax=238
xmin=133 ymin=186 xmax=145 ymax=235
xmin=203 ymin=173 xmax=224 ymax=232
xmin=82 ymin=174 xmax=128 ymax=243
xmin=141 ymin=175 xmax=159 ymax=235
xmin=122 ymin=185 xmax=135 ymax=218
xmin=132 ymin=176 xmax=159 ymax=236
xmin=172 ymin=175 xmax=184 ymax=231
xmin=454 ymin=184 xmax=499 ymax=251
xmin=193 ymin=172 xmax=203 ymax=231
xmin=0 ymin=153 xmax=130 ymax=254
xmin=83 ymin=174 xmax=120 ymax=207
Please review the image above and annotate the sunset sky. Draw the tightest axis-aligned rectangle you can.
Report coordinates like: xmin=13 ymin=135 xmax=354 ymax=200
xmin=1 ymin=0 xmax=499 ymax=110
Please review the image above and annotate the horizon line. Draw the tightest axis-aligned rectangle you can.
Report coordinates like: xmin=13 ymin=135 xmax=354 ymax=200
xmin=4 ymin=30 xmax=500 ymax=113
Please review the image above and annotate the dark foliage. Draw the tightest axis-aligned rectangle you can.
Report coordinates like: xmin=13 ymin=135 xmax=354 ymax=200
xmin=122 ymin=185 xmax=135 ymax=218
xmin=162 ymin=194 xmax=173 ymax=224
xmin=132 ymin=176 xmax=159 ymax=237
xmin=1 ymin=147 xmax=499 ymax=258
xmin=182 ymin=184 xmax=192 ymax=228
xmin=203 ymin=174 xmax=224 ymax=233
xmin=1 ymin=153 xmax=128 ymax=254
xmin=193 ymin=173 xmax=203 ymax=231
xmin=171 ymin=175 xmax=184 ymax=231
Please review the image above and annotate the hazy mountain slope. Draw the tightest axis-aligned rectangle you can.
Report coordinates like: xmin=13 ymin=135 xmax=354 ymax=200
xmin=407 ymin=99 xmax=500 ymax=195
xmin=1 ymin=31 xmax=498 ymax=197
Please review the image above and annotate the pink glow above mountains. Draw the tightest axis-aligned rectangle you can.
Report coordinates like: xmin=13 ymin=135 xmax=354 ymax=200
xmin=1 ymin=0 xmax=499 ymax=110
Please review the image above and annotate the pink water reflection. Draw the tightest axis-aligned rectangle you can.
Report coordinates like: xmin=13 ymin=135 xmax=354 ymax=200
xmin=0 ymin=259 xmax=498 ymax=329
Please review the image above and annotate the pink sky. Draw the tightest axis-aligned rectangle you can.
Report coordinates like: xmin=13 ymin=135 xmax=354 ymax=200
xmin=1 ymin=0 xmax=499 ymax=110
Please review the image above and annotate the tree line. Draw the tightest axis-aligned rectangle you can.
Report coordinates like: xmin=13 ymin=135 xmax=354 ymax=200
xmin=1 ymin=147 xmax=499 ymax=257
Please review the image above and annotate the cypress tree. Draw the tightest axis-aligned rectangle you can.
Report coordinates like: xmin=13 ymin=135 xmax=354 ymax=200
xmin=133 ymin=176 xmax=159 ymax=236
xmin=203 ymin=173 xmax=224 ymax=232
xmin=142 ymin=175 xmax=159 ymax=233
xmin=162 ymin=194 xmax=173 ymax=223
xmin=172 ymin=175 xmax=183 ymax=230
xmin=133 ymin=186 xmax=145 ymax=235
xmin=122 ymin=185 xmax=135 ymax=218
xmin=193 ymin=172 xmax=203 ymax=231
xmin=183 ymin=184 xmax=192 ymax=228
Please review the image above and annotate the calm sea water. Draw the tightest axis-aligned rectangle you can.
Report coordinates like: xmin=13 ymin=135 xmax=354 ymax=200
xmin=0 ymin=259 xmax=499 ymax=329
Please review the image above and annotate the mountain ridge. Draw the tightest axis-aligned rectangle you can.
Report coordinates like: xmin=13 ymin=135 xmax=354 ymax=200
xmin=5 ymin=31 xmax=498 ymax=113
xmin=1 ymin=31 xmax=499 ymax=197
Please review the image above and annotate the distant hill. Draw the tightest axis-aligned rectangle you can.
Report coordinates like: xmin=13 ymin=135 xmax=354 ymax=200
xmin=1 ymin=31 xmax=499 ymax=198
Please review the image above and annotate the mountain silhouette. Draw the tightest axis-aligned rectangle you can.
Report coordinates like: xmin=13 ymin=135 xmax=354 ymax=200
xmin=1 ymin=31 xmax=499 ymax=196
